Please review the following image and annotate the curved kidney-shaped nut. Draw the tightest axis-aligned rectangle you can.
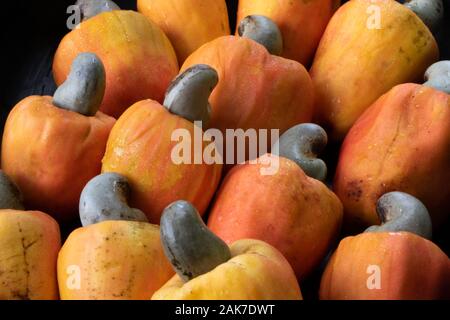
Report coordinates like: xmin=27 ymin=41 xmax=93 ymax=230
xmin=79 ymin=172 xmax=148 ymax=226
xmin=272 ymin=123 xmax=328 ymax=181
xmin=404 ymin=0 xmax=444 ymax=32
xmin=424 ymin=60 xmax=450 ymax=94
xmin=0 ymin=171 xmax=24 ymax=210
xmin=75 ymin=0 xmax=120 ymax=22
xmin=53 ymin=52 xmax=106 ymax=116
xmin=160 ymin=200 xmax=231 ymax=282
xmin=365 ymin=192 xmax=432 ymax=240
xmin=164 ymin=64 xmax=218 ymax=126
xmin=238 ymin=15 xmax=283 ymax=56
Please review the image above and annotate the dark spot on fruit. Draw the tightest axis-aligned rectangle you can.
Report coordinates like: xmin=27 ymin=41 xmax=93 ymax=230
xmin=346 ymin=180 xmax=363 ymax=202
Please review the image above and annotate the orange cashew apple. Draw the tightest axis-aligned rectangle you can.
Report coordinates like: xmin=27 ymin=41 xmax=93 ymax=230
xmin=0 ymin=171 xmax=61 ymax=300
xmin=152 ymin=200 xmax=302 ymax=300
xmin=2 ymin=53 xmax=115 ymax=221
xmin=53 ymin=2 xmax=178 ymax=118
xmin=57 ymin=173 xmax=173 ymax=300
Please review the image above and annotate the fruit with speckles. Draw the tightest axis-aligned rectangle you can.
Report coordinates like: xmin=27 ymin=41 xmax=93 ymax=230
xmin=334 ymin=83 xmax=450 ymax=231
xmin=0 ymin=171 xmax=61 ymax=300
xmin=57 ymin=173 xmax=173 ymax=300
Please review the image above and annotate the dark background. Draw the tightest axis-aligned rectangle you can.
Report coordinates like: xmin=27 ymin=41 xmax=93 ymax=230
xmin=0 ymin=0 xmax=448 ymax=299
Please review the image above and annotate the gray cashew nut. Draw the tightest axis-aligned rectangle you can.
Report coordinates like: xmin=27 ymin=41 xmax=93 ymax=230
xmin=79 ymin=172 xmax=148 ymax=227
xmin=164 ymin=64 xmax=218 ymax=127
xmin=53 ymin=52 xmax=106 ymax=116
xmin=238 ymin=15 xmax=283 ymax=56
xmin=365 ymin=192 xmax=432 ymax=240
xmin=160 ymin=200 xmax=231 ymax=282
xmin=424 ymin=60 xmax=450 ymax=94
xmin=272 ymin=123 xmax=328 ymax=181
